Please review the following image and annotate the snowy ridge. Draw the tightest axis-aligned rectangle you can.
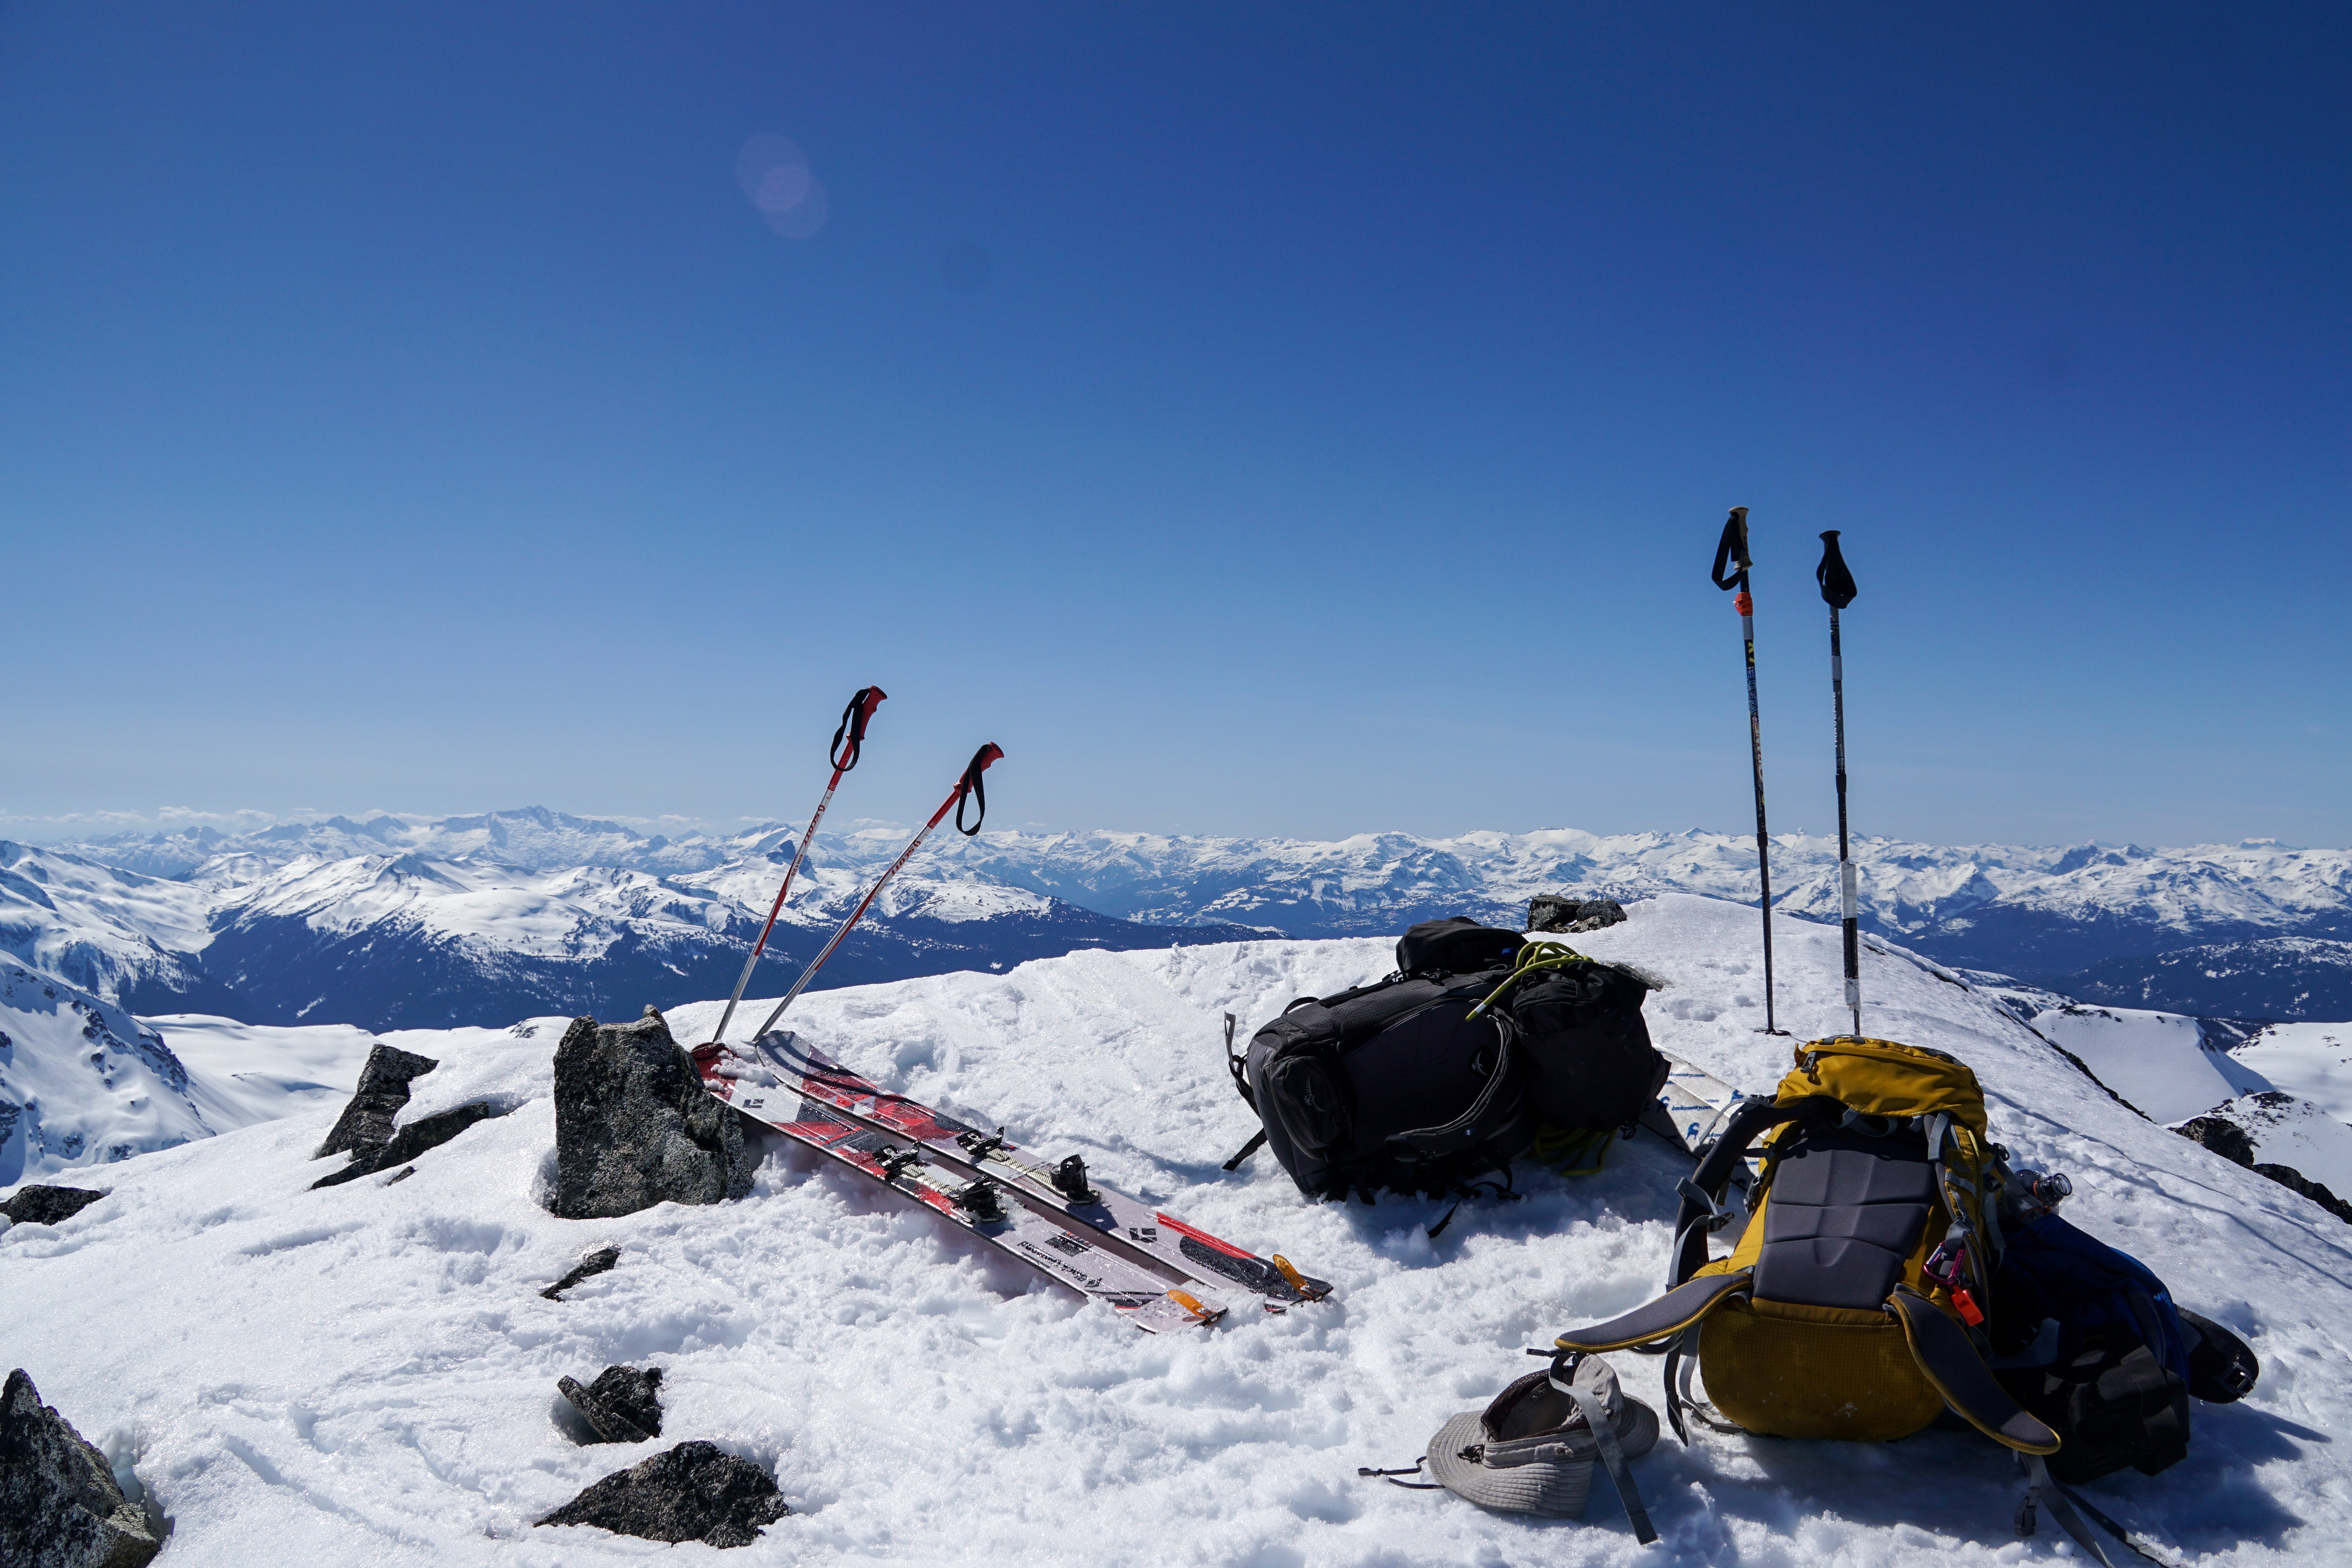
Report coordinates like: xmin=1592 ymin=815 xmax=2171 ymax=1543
xmin=3 ymin=893 xmax=2347 ymax=1564
xmin=32 ymin=810 xmax=2352 ymax=1025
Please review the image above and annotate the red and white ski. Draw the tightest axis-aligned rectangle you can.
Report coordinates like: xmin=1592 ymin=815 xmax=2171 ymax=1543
xmin=698 ymin=1033 xmax=1332 ymax=1325
xmin=701 ymin=1043 xmax=1229 ymax=1333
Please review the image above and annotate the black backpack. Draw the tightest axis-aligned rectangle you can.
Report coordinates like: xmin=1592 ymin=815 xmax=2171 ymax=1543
xmin=1989 ymin=1210 xmax=2259 ymax=1485
xmin=1223 ymin=918 xmax=1667 ymax=1202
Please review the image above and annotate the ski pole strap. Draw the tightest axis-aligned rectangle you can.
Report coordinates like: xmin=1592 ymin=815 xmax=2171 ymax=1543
xmin=954 ymin=742 xmax=1003 ymax=835
xmin=1816 ymin=530 xmax=1857 ymax=608
xmin=1710 ymin=506 xmax=1751 ymax=592
xmin=831 ymin=686 xmax=887 ymax=771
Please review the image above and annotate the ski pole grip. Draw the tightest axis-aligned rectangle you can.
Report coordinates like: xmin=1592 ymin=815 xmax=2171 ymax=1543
xmin=955 ymin=743 xmax=1004 ymax=836
xmin=831 ymin=686 xmax=888 ymax=771
xmin=1710 ymin=507 xmax=1751 ymax=591
xmin=1816 ymin=531 xmax=1857 ymax=609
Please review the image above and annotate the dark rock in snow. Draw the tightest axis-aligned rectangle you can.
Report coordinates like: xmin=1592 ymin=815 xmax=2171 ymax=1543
xmin=559 ymin=1365 xmax=664 ymax=1443
xmin=1527 ymin=895 xmax=1628 ymax=935
xmin=2174 ymin=1114 xmax=2352 ymax=1223
xmin=311 ymin=1099 xmax=509 ymax=1189
xmin=314 ymin=1044 xmax=440 ymax=1160
xmin=2253 ymin=1163 xmax=2352 ymax=1225
xmin=541 ymin=1246 xmax=621 ymax=1301
xmin=535 ymin=1439 xmax=787 ymax=1548
xmin=1 ymin=1186 xmax=107 ymax=1227
xmin=550 ymin=1007 xmax=755 ymax=1219
xmin=2176 ymin=1116 xmax=2257 ymax=1167
xmin=0 ymin=1367 xmax=163 ymax=1568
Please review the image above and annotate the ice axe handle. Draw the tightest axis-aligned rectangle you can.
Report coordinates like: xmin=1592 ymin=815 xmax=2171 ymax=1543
xmin=1711 ymin=507 xmax=1752 ymax=591
xmin=1817 ymin=532 xmax=1858 ymax=610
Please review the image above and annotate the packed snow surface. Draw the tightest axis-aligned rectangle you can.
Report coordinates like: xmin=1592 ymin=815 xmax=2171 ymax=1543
xmin=4 ymin=895 xmax=2348 ymax=1566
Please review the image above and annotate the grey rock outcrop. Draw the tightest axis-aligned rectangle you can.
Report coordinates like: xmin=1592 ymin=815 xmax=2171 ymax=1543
xmin=558 ymin=1365 xmax=664 ymax=1443
xmin=0 ymin=1368 xmax=163 ymax=1568
xmin=535 ymin=1440 xmax=786 ymax=1548
xmin=315 ymin=1044 xmax=441 ymax=1160
xmin=549 ymin=1008 xmax=755 ymax=1219
xmin=312 ymin=1099 xmax=509 ymax=1190
xmin=2176 ymin=1114 xmax=2257 ymax=1167
xmin=2 ymin=1187 xmax=107 ymax=1227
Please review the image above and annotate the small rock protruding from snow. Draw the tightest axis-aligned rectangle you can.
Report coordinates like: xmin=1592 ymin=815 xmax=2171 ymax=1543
xmin=1527 ymin=895 xmax=1628 ymax=934
xmin=548 ymin=1008 xmax=754 ymax=1220
xmin=558 ymin=1365 xmax=664 ymax=1444
xmin=540 ymin=1245 xmax=621 ymax=1301
xmin=0 ymin=1367 xmax=162 ymax=1568
xmin=0 ymin=1185 xmax=106 ymax=1227
xmin=312 ymin=1043 xmax=439 ymax=1161
xmin=533 ymin=1439 xmax=787 ymax=1548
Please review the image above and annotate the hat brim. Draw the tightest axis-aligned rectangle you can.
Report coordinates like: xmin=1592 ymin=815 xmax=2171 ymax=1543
xmin=1422 ymin=1396 xmax=1661 ymax=1518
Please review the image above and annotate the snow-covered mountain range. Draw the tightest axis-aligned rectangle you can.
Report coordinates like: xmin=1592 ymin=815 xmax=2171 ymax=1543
xmin=11 ymin=809 xmax=2350 ymax=1029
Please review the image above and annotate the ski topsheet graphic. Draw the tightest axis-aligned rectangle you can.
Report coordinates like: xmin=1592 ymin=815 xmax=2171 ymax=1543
xmin=1642 ymin=1049 xmax=1759 ymax=1198
xmin=697 ymin=1032 xmax=1331 ymax=1331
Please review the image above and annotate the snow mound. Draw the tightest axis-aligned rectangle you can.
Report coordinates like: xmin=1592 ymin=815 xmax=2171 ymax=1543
xmin=2 ymin=893 xmax=2347 ymax=1565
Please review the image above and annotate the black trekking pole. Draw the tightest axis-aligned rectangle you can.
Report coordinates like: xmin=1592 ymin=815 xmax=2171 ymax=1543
xmin=742 ymin=742 xmax=1003 ymax=1041
xmin=1711 ymin=506 xmax=1788 ymax=1036
xmin=1817 ymin=532 xmax=1861 ymax=1038
xmin=704 ymin=686 xmax=886 ymax=1049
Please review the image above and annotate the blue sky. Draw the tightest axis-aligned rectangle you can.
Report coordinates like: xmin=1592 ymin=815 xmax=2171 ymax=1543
xmin=5 ymin=4 xmax=2347 ymax=848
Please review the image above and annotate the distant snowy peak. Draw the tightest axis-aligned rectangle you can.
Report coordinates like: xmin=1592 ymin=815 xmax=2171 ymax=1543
xmin=0 ymin=960 xmax=204 ymax=1183
xmin=0 ymin=840 xmax=220 ymax=1007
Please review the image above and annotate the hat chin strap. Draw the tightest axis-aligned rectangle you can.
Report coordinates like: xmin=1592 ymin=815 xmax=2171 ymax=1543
xmin=1548 ymin=1352 xmax=1658 ymax=1545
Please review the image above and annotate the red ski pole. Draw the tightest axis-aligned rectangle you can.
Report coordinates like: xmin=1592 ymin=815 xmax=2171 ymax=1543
xmin=744 ymin=742 xmax=1003 ymax=1041
xmin=704 ymin=686 xmax=886 ymax=1049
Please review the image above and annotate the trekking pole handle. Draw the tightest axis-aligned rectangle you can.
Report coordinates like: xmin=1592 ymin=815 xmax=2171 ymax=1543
xmin=831 ymin=686 xmax=888 ymax=772
xmin=953 ymin=743 xmax=1004 ymax=836
xmin=1816 ymin=531 xmax=1858 ymax=610
xmin=1711 ymin=506 xmax=1751 ymax=591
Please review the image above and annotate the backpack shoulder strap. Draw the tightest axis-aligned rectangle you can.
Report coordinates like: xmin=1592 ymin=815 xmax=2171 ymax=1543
xmin=1554 ymin=1269 xmax=1752 ymax=1354
xmin=1887 ymin=1287 xmax=2058 ymax=1454
xmin=1671 ymin=1099 xmax=1798 ymax=1287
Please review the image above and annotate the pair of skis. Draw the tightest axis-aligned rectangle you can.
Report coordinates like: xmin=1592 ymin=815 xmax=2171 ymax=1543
xmin=698 ymin=1031 xmax=1331 ymax=1332
xmin=696 ymin=687 xmax=1332 ymax=1332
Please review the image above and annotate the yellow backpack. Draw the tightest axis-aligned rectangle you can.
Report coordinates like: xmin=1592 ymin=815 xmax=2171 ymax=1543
xmin=1557 ymin=1037 xmax=2059 ymax=1455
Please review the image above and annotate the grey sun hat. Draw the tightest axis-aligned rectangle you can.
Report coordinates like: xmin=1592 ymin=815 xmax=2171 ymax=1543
xmin=1423 ymin=1354 xmax=1660 ymax=1528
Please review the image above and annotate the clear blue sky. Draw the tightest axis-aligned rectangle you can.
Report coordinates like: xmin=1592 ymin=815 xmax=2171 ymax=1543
xmin=5 ymin=4 xmax=2347 ymax=848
